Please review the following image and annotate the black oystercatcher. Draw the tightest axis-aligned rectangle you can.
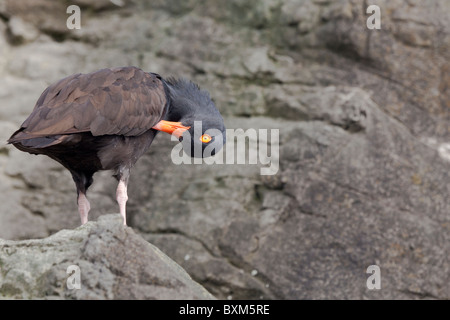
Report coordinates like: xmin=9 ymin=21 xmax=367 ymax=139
xmin=8 ymin=66 xmax=226 ymax=225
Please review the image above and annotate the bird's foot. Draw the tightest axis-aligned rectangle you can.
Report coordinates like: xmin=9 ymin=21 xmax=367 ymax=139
xmin=78 ymin=192 xmax=91 ymax=225
xmin=116 ymin=180 xmax=128 ymax=226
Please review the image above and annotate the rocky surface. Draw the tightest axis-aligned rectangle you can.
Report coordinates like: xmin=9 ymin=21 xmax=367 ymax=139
xmin=0 ymin=0 xmax=449 ymax=299
xmin=0 ymin=214 xmax=214 ymax=299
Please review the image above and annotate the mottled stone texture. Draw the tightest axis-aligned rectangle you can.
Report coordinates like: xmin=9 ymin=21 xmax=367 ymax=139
xmin=0 ymin=0 xmax=448 ymax=299
xmin=0 ymin=214 xmax=214 ymax=299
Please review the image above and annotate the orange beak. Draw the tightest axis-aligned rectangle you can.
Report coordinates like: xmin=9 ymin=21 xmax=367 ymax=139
xmin=152 ymin=120 xmax=191 ymax=138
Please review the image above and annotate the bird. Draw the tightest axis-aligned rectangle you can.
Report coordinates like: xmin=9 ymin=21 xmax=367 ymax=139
xmin=7 ymin=66 xmax=226 ymax=226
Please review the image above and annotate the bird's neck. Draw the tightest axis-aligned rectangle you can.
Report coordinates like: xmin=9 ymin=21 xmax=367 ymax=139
xmin=163 ymin=81 xmax=195 ymax=125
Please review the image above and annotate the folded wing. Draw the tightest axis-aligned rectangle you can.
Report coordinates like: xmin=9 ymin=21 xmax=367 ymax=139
xmin=8 ymin=67 xmax=167 ymax=143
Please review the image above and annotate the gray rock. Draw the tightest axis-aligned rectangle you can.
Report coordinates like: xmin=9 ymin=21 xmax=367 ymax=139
xmin=0 ymin=214 xmax=215 ymax=299
xmin=71 ymin=0 xmax=132 ymax=11
xmin=276 ymin=0 xmax=450 ymax=139
xmin=264 ymin=85 xmax=369 ymax=131
xmin=142 ymin=233 xmax=275 ymax=300
xmin=1 ymin=0 xmax=68 ymax=37
xmin=7 ymin=16 xmax=39 ymax=44
xmin=0 ymin=0 xmax=448 ymax=300
xmin=0 ymin=19 xmax=9 ymax=73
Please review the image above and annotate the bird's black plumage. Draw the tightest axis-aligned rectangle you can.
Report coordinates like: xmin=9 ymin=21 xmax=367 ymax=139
xmin=7 ymin=66 xmax=226 ymax=225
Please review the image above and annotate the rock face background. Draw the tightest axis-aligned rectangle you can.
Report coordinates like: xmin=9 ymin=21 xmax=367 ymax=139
xmin=0 ymin=0 xmax=449 ymax=299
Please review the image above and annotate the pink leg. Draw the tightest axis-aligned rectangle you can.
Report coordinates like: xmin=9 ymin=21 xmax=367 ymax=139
xmin=78 ymin=192 xmax=91 ymax=225
xmin=116 ymin=180 xmax=128 ymax=226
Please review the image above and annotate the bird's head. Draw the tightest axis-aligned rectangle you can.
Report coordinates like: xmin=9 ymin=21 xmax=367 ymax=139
xmin=153 ymin=77 xmax=226 ymax=158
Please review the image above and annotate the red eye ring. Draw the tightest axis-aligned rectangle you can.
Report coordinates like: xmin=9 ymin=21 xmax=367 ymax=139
xmin=200 ymin=134 xmax=212 ymax=143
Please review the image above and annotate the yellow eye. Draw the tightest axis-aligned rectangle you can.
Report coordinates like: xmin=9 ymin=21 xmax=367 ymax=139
xmin=200 ymin=134 xmax=212 ymax=143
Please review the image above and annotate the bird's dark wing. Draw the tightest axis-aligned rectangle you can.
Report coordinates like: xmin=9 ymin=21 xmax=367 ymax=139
xmin=9 ymin=67 xmax=167 ymax=142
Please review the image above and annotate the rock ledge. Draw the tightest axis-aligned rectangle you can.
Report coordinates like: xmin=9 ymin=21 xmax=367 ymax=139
xmin=0 ymin=214 xmax=215 ymax=299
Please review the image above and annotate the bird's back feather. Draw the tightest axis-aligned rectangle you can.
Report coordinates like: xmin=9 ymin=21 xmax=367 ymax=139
xmin=8 ymin=66 xmax=167 ymax=145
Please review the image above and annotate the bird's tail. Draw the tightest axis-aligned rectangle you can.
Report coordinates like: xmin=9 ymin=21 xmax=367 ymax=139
xmin=8 ymin=128 xmax=68 ymax=149
xmin=7 ymin=128 xmax=25 ymax=144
